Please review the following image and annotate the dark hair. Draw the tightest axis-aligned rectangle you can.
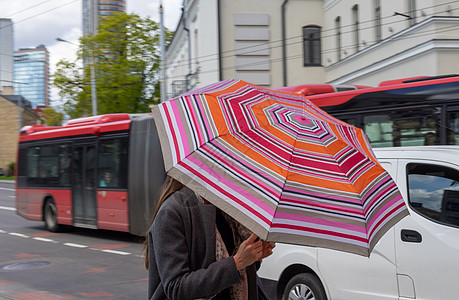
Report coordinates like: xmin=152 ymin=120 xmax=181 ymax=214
xmin=144 ymin=176 xmax=183 ymax=269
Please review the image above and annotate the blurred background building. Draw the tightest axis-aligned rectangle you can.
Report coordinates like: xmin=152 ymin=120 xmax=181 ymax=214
xmin=0 ymin=95 xmax=38 ymax=173
xmin=165 ymin=0 xmax=459 ymax=97
xmin=83 ymin=0 xmax=126 ymax=37
xmin=82 ymin=0 xmax=126 ymax=68
xmin=0 ymin=19 xmax=14 ymax=93
xmin=13 ymin=45 xmax=50 ymax=108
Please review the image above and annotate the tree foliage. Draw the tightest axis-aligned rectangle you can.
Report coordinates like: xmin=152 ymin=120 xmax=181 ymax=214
xmin=53 ymin=13 xmax=172 ymax=118
xmin=41 ymin=107 xmax=64 ymax=126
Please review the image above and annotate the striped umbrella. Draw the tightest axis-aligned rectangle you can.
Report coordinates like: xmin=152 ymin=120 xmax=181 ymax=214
xmin=152 ymin=80 xmax=408 ymax=256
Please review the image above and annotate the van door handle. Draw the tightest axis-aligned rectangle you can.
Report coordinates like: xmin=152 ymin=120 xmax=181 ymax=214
xmin=401 ymin=229 xmax=422 ymax=243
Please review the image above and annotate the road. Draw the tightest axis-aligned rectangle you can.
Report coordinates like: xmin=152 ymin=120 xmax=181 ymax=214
xmin=0 ymin=181 xmax=148 ymax=299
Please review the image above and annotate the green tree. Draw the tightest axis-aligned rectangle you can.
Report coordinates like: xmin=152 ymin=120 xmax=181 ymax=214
xmin=41 ymin=107 xmax=64 ymax=126
xmin=53 ymin=13 xmax=171 ymax=118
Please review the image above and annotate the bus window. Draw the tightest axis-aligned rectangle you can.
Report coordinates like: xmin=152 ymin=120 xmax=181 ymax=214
xmin=98 ymin=138 xmax=128 ymax=189
xmin=59 ymin=145 xmax=71 ymax=186
xmin=27 ymin=145 xmax=60 ymax=186
xmin=362 ymin=114 xmax=440 ymax=147
xmin=448 ymin=112 xmax=459 ymax=145
xmin=363 ymin=115 xmax=394 ymax=148
xmin=27 ymin=147 xmax=40 ymax=180
xmin=395 ymin=116 xmax=439 ymax=147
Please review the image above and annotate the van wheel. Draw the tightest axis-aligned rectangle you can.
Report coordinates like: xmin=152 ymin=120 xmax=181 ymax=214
xmin=283 ymin=273 xmax=327 ymax=300
xmin=44 ymin=199 xmax=61 ymax=232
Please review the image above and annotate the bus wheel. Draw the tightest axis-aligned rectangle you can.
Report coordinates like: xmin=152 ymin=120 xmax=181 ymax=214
xmin=44 ymin=199 xmax=61 ymax=232
xmin=283 ymin=273 xmax=327 ymax=300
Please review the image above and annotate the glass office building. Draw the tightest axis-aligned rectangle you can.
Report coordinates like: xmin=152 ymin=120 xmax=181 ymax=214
xmin=83 ymin=0 xmax=126 ymax=37
xmin=13 ymin=45 xmax=50 ymax=108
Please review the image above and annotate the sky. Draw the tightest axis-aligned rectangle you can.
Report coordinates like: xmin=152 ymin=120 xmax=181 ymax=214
xmin=1 ymin=0 xmax=183 ymax=106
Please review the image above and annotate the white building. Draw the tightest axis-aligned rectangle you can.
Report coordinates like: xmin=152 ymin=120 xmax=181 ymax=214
xmin=165 ymin=0 xmax=459 ymax=97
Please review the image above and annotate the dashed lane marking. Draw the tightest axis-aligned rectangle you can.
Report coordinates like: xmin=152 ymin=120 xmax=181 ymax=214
xmin=9 ymin=232 xmax=30 ymax=238
xmin=2 ymin=230 xmax=133 ymax=256
xmin=101 ymin=249 xmax=130 ymax=255
xmin=0 ymin=187 xmax=14 ymax=191
xmin=63 ymin=243 xmax=88 ymax=248
xmin=33 ymin=237 xmax=57 ymax=243
xmin=0 ymin=205 xmax=15 ymax=211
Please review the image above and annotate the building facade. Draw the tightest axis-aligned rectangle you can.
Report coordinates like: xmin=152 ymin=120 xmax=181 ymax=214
xmin=0 ymin=19 xmax=14 ymax=92
xmin=165 ymin=0 xmax=459 ymax=95
xmin=83 ymin=0 xmax=126 ymax=37
xmin=323 ymin=0 xmax=459 ymax=86
xmin=0 ymin=95 xmax=39 ymax=171
xmin=13 ymin=45 xmax=50 ymax=108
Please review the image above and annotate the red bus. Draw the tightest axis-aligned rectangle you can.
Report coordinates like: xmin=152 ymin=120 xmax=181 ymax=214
xmin=283 ymin=75 xmax=459 ymax=148
xmin=16 ymin=113 xmax=165 ymax=236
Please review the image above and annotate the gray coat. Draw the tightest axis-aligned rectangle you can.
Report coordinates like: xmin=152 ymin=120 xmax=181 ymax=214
xmin=147 ymin=186 xmax=242 ymax=300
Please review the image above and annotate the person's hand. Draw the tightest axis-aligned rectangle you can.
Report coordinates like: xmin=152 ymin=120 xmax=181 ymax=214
xmin=260 ymin=241 xmax=276 ymax=261
xmin=233 ymin=234 xmax=263 ymax=270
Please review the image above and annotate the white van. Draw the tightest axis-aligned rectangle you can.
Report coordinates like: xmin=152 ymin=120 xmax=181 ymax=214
xmin=258 ymin=146 xmax=459 ymax=300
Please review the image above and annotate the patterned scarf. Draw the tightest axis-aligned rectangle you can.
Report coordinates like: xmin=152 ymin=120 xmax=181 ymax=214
xmin=196 ymin=195 xmax=251 ymax=300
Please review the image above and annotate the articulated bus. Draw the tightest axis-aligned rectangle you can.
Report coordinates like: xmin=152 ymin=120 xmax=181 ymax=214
xmin=286 ymin=75 xmax=459 ymax=148
xmin=16 ymin=75 xmax=459 ymax=234
xmin=16 ymin=114 xmax=165 ymax=236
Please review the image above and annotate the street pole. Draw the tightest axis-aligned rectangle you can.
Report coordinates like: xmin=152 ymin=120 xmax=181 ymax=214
xmin=159 ymin=1 xmax=166 ymax=103
xmin=90 ymin=55 xmax=97 ymax=115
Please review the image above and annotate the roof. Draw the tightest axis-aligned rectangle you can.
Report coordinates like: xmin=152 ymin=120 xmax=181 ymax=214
xmin=0 ymin=95 xmax=33 ymax=111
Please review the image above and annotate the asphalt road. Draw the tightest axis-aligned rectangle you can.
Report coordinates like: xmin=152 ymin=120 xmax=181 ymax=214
xmin=0 ymin=181 xmax=149 ymax=299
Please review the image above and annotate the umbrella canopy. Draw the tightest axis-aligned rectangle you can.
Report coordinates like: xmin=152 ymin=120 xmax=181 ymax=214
xmin=152 ymin=80 xmax=408 ymax=256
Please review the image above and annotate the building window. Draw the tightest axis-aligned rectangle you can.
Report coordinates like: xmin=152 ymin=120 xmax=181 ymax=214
xmin=408 ymin=0 xmax=416 ymax=25
xmin=335 ymin=17 xmax=341 ymax=61
xmin=352 ymin=5 xmax=359 ymax=52
xmin=302 ymin=26 xmax=322 ymax=66
xmin=374 ymin=0 xmax=382 ymax=42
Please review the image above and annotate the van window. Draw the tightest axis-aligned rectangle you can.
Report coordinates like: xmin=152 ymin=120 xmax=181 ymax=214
xmin=407 ymin=163 xmax=459 ymax=227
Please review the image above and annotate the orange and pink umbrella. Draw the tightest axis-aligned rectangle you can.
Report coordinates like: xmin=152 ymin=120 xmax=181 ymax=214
xmin=152 ymin=80 xmax=408 ymax=256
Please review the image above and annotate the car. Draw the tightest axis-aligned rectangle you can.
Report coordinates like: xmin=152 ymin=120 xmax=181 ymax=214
xmin=258 ymin=146 xmax=459 ymax=300
xmin=0 ymin=168 xmax=5 ymax=176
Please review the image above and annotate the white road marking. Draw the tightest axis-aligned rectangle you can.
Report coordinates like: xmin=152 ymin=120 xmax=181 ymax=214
xmin=0 ymin=206 xmax=15 ymax=211
xmin=0 ymin=187 xmax=15 ymax=191
xmin=33 ymin=237 xmax=56 ymax=243
xmin=63 ymin=243 xmax=88 ymax=248
xmin=2 ymin=230 xmax=133 ymax=256
xmin=101 ymin=249 xmax=131 ymax=255
xmin=9 ymin=232 xmax=30 ymax=238
xmin=9 ymin=195 xmax=15 ymax=198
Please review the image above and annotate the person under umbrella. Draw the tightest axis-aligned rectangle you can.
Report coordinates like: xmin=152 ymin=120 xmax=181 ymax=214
xmin=145 ymin=176 xmax=276 ymax=300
